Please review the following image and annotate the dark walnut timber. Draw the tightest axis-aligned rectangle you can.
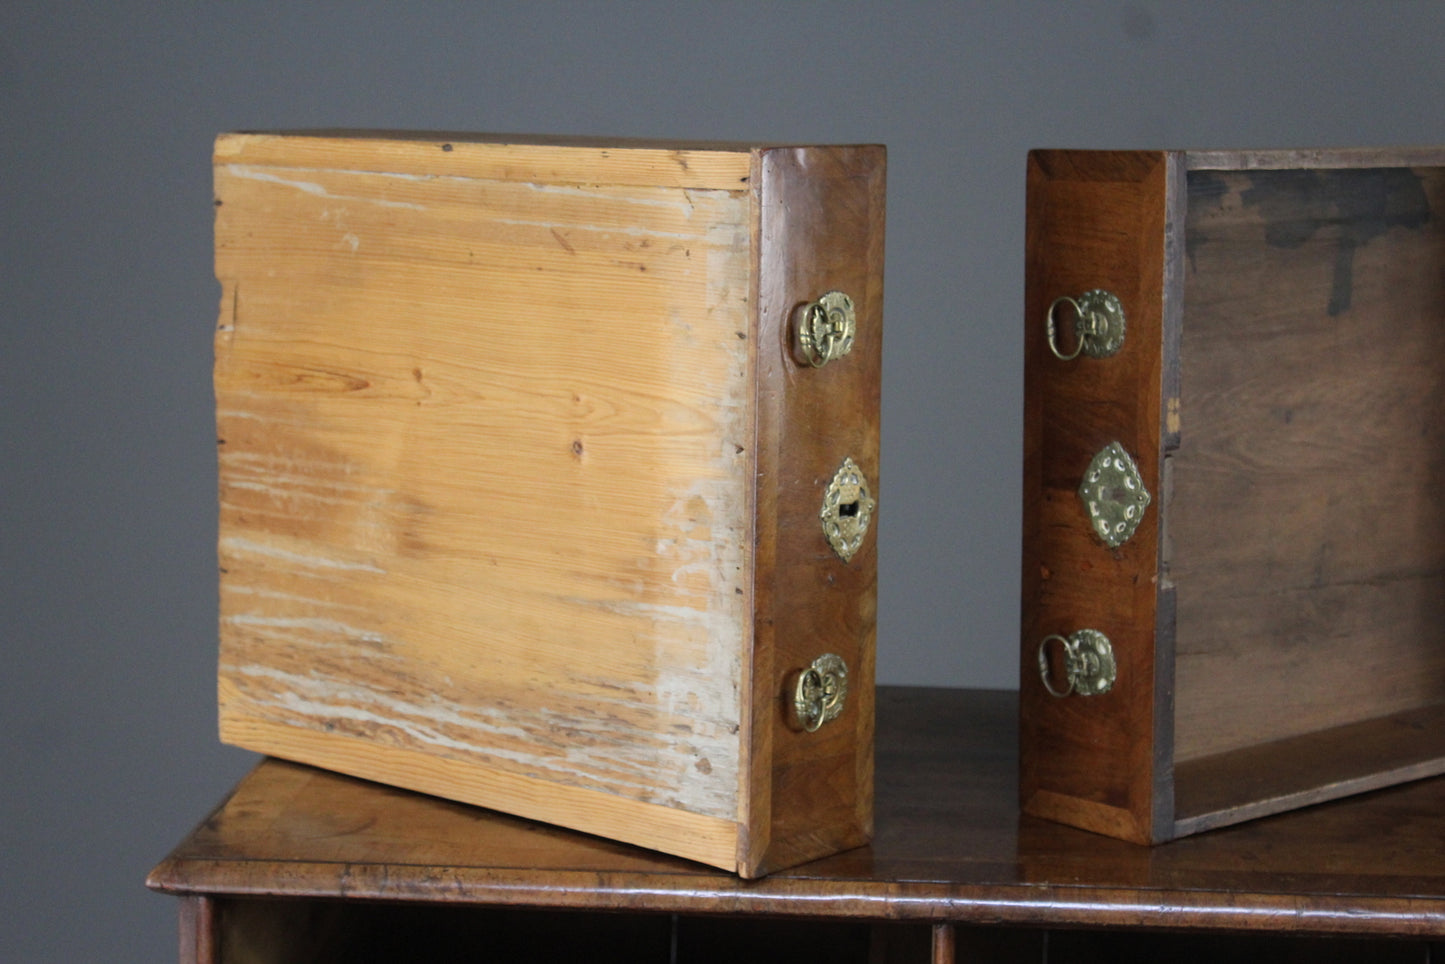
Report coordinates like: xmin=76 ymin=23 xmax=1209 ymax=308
xmin=1022 ymin=150 xmax=1174 ymax=844
xmin=149 ymin=688 xmax=1445 ymax=962
xmin=749 ymin=145 xmax=883 ymax=875
xmin=1022 ymin=147 xmax=1445 ymax=844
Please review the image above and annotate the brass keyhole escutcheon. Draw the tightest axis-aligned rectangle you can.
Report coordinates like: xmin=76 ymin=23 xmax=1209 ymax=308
xmin=786 ymin=653 xmax=849 ymax=732
xmin=793 ymin=291 xmax=857 ymax=367
xmin=1079 ymin=441 xmax=1151 ymax=549
xmin=1038 ymin=629 xmax=1117 ymax=698
xmin=1046 ymin=289 xmax=1126 ymax=360
xmin=821 ymin=457 xmax=875 ymax=563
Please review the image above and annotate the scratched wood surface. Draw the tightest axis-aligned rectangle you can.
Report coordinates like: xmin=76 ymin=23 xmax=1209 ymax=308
xmin=1171 ymin=166 xmax=1445 ymax=761
xmin=212 ymin=132 xmax=882 ymax=876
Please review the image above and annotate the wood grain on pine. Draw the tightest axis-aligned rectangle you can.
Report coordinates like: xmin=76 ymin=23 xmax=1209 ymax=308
xmin=214 ymin=131 xmax=755 ymax=191
xmin=212 ymin=132 xmax=882 ymax=876
xmin=216 ymin=134 xmax=755 ymax=871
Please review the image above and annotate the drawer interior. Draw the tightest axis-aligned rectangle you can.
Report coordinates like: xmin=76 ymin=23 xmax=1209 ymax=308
xmin=1167 ymin=165 xmax=1445 ymax=827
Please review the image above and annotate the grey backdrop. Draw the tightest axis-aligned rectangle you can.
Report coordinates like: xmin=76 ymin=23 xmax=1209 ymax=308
xmin=6 ymin=2 xmax=1445 ymax=959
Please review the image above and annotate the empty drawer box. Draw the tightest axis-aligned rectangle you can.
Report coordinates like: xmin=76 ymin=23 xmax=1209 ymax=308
xmin=1022 ymin=147 xmax=1445 ymax=843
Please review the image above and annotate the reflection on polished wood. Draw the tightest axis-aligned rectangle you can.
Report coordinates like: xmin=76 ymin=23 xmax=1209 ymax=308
xmin=150 ymin=687 xmax=1445 ymax=960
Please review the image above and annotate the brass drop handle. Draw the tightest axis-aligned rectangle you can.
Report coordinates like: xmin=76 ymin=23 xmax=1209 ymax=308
xmin=1038 ymin=629 xmax=1117 ymax=697
xmin=793 ymin=291 xmax=856 ymax=367
xmin=785 ymin=654 xmax=849 ymax=732
xmin=1046 ymin=289 xmax=1126 ymax=360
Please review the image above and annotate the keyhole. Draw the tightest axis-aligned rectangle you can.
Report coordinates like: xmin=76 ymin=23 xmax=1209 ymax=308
xmin=838 ymin=500 xmax=860 ymax=518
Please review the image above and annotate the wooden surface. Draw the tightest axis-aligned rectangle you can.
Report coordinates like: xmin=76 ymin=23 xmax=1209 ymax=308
xmin=213 ymin=130 xmax=759 ymax=190
xmin=1022 ymin=147 xmax=1445 ymax=843
xmin=150 ymin=687 xmax=1445 ymax=940
xmin=749 ymin=145 xmax=884 ymax=874
xmin=1172 ymin=165 xmax=1445 ymax=757
xmin=215 ymin=131 xmax=755 ymax=870
xmin=211 ymin=131 xmax=883 ymax=875
xmin=1020 ymin=150 xmax=1174 ymax=843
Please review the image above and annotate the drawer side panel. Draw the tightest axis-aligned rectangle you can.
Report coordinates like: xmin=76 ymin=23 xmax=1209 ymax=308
xmin=214 ymin=135 xmax=754 ymax=868
xmin=743 ymin=144 xmax=885 ymax=876
xmin=1021 ymin=150 xmax=1173 ymax=843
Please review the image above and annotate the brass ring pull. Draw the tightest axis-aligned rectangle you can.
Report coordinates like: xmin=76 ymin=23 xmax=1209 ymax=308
xmin=786 ymin=653 xmax=848 ymax=732
xmin=794 ymin=291 xmax=856 ymax=367
xmin=1038 ymin=629 xmax=1117 ymax=698
xmin=1046 ymin=289 xmax=1126 ymax=361
xmin=1038 ymin=635 xmax=1075 ymax=697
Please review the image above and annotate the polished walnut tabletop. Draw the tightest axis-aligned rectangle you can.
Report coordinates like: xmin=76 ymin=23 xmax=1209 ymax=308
xmin=148 ymin=687 xmax=1445 ymax=938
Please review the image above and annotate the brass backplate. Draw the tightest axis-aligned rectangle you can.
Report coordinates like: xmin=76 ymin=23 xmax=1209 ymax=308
xmin=786 ymin=653 xmax=849 ymax=732
xmin=1038 ymin=629 xmax=1117 ymax=698
xmin=1078 ymin=441 xmax=1150 ymax=549
xmin=1047 ymin=289 xmax=1126 ymax=360
xmin=794 ymin=291 xmax=857 ymax=367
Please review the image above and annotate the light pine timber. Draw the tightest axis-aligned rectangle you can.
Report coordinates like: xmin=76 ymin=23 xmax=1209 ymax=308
xmin=212 ymin=132 xmax=883 ymax=876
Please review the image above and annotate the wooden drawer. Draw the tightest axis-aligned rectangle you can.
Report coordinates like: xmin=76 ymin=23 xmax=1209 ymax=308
xmin=1021 ymin=148 xmax=1445 ymax=842
xmin=212 ymin=131 xmax=884 ymax=876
